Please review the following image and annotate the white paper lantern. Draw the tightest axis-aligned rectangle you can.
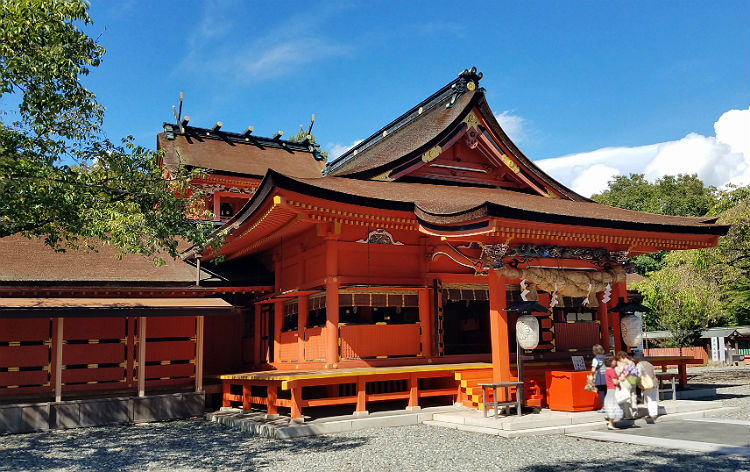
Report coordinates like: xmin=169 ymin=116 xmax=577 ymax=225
xmin=516 ymin=314 xmax=539 ymax=350
xmin=620 ymin=314 xmax=643 ymax=347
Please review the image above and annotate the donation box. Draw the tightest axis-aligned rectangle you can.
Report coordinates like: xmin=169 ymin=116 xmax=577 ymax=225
xmin=545 ymin=370 xmax=599 ymax=412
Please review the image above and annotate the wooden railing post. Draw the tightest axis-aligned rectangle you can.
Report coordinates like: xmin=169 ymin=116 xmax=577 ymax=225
xmin=596 ymin=292 xmax=610 ymax=352
xmin=54 ymin=317 xmax=64 ymax=402
xmin=267 ymin=385 xmax=278 ymax=416
xmin=253 ymin=304 xmax=262 ymax=366
xmin=195 ymin=315 xmax=204 ymax=392
xmin=325 ymin=237 xmax=339 ymax=368
xmin=488 ymin=271 xmax=510 ymax=386
xmin=273 ymin=301 xmax=283 ymax=363
xmin=298 ymin=295 xmax=308 ymax=364
xmin=408 ymin=373 xmax=419 ymax=409
xmin=355 ymin=377 xmax=367 ymax=415
xmin=418 ymin=288 xmax=432 ymax=359
xmin=291 ymin=385 xmax=303 ymax=420
xmin=138 ymin=317 xmax=147 ymax=397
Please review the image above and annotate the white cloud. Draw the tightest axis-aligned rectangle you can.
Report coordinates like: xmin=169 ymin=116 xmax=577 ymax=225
xmin=175 ymin=3 xmax=352 ymax=84
xmin=535 ymin=107 xmax=750 ymax=197
xmin=495 ymin=111 xmax=525 ymax=143
xmin=328 ymin=140 xmax=363 ymax=160
xmin=239 ymin=39 xmax=350 ymax=79
xmin=570 ymin=164 xmax=621 ymax=196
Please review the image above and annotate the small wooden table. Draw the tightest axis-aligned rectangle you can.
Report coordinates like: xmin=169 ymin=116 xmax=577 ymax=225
xmin=644 ymin=356 xmax=702 ymax=387
xmin=655 ymin=372 xmax=678 ymax=400
xmin=479 ymin=381 xmax=524 ymax=418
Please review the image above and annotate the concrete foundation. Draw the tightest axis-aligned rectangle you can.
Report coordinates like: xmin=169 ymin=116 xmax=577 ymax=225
xmin=0 ymin=392 xmax=204 ymax=434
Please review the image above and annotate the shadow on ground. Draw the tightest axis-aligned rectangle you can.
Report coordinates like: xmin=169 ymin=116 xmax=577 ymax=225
xmin=0 ymin=419 xmax=368 ymax=471
xmin=516 ymin=448 xmax=748 ymax=472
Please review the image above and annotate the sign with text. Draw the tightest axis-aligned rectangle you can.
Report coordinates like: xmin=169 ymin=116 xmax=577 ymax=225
xmin=571 ymin=355 xmax=586 ymax=371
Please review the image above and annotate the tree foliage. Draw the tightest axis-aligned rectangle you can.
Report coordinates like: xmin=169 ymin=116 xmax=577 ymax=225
xmin=289 ymin=125 xmax=328 ymax=161
xmin=635 ymin=253 xmax=721 ymax=348
xmin=592 ymin=173 xmax=717 ymax=217
xmin=591 ymin=173 xmax=719 ymax=276
xmin=0 ymin=0 xmax=212 ymax=263
xmin=635 ymin=185 xmax=749 ymax=337
xmin=594 ymin=173 xmax=748 ymax=340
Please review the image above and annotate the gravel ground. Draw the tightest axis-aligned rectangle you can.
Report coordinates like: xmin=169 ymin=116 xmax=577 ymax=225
xmin=685 ymin=365 xmax=749 ymax=421
xmin=0 ymin=365 xmax=747 ymax=471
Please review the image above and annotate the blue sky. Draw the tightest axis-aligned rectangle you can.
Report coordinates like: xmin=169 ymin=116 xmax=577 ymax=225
xmin=76 ymin=1 xmax=749 ymax=194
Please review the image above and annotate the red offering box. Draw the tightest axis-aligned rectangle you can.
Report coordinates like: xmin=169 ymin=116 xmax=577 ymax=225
xmin=545 ymin=370 xmax=599 ymax=412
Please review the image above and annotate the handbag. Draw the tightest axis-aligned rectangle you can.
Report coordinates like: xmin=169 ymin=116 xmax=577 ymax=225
xmin=614 ymin=386 xmax=630 ymax=404
xmin=639 ymin=374 xmax=654 ymax=390
xmin=584 ymin=374 xmax=597 ymax=392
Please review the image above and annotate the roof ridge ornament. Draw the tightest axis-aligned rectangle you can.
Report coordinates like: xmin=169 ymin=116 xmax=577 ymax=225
xmin=447 ymin=67 xmax=483 ymax=108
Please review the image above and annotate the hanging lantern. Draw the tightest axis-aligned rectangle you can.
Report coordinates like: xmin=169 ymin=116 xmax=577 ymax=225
xmin=620 ymin=314 xmax=643 ymax=347
xmin=516 ymin=314 xmax=540 ymax=350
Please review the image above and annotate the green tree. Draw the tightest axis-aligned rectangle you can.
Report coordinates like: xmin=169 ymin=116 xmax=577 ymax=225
xmin=289 ymin=125 xmax=328 ymax=161
xmin=701 ymin=185 xmax=750 ymax=325
xmin=0 ymin=0 xmax=211 ymax=263
xmin=592 ymin=173 xmax=718 ymax=275
xmin=592 ymin=173 xmax=717 ymax=216
xmin=637 ymin=184 xmax=749 ymax=341
xmin=635 ymin=251 xmax=722 ymax=350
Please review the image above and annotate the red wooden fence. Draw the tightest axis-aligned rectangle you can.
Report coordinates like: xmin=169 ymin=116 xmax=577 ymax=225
xmin=644 ymin=347 xmax=709 ymax=365
xmin=339 ymin=323 xmax=421 ymax=359
xmin=0 ymin=316 xmax=198 ymax=398
xmin=278 ymin=331 xmax=299 ymax=363
xmin=554 ymin=322 xmax=601 ymax=351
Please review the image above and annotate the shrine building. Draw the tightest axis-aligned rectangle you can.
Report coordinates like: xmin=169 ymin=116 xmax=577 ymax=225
xmin=0 ymin=68 xmax=728 ymax=430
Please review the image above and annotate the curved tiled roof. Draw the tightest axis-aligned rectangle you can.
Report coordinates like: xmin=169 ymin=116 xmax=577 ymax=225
xmin=157 ymin=132 xmax=325 ymax=179
xmin=197 ymin=170 xmax=728 ymax=253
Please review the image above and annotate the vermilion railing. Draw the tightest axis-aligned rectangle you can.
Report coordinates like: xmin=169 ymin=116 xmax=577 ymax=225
xmin=0 ymin=316 xmax=198 ymax=397
xmin=339 ymin=323 xmax=421 ymax=359
xmin=554 ymin=322 xmax=601 ymax=351
xmin=278 ymin=331 xmax=299 ymax=362
xmin=304 ymin=327 xmax=326 ymax=362
xmin=644 ymin=347 xmax=709 ymax=365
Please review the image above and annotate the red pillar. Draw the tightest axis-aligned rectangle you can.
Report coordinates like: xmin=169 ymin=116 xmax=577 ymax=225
xmin=273 ymin=301 xmax=283 ymax=364
xmin=267 ymin=385 xmax=278 ymax=415
xmin=611 ymin=282 xmax=626 ymax=354
xmin=325 ymin=237 xmax=340 ymax=368
xmin=597 ymin=292 xmax=610 ymax=352
xmin=488 ymin=270 xmax=511 ymax=384
xmin=253 ymin=304 xmax=262 ymax=366
xmin=418 ymin=288 xmax=433 ymax=359
xmin=297 ymin=295 xmax=308 ymax=364
xmin=290 ymin=385 xmax=302 ymax=419
xmin=408 ymin=373 xmax=419 ymax=408
xmin=356 ymin=377 xmax=367 ymax=413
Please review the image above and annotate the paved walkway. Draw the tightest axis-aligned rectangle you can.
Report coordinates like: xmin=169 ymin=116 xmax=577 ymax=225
xmin=569 ymin=418 xmax=750 ymax=457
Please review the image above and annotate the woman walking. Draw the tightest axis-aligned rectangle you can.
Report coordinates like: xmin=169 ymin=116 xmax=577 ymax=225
xmin=590 ymin=344 xmax=607 ymax=412
xmin=603 ymin=353 xmax=624 ymax=430
xmin=638 ymin=359 xmax=658 ymax=422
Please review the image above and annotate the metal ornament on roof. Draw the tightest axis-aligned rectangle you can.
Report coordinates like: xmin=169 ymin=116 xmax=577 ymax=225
xmin=516 ymin=314 xmax=540 ymax=350
xmin=549 ymin=282 xmax=559 ymax=309
xmin=520 ymin=279 xmax=530 ymax=301
xmin=504 ymin=301 xmax=550 ymax=313
xmin=620 ymin=314 xmax=643 ymax=348
xmin=505 ymin=244 xmax=629 ymax=264
xmin=479 ymin=243 xmax=508 ymax=270
xmin=356 ymin=229 xmax=404 ymax=245
xmin=581 ymin=282 xmax=593 ymax=307
xmin=608 ymin=298 xmax=651 ymax=314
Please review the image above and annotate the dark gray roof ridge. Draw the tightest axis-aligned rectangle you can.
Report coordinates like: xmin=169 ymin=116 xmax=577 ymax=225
xmin=325 ymin=67 xmax=483 ymax=175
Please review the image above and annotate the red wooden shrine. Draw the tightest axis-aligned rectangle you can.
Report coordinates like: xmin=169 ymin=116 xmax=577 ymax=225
xmin=1 ymin=68 xmax=727 ymax=421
